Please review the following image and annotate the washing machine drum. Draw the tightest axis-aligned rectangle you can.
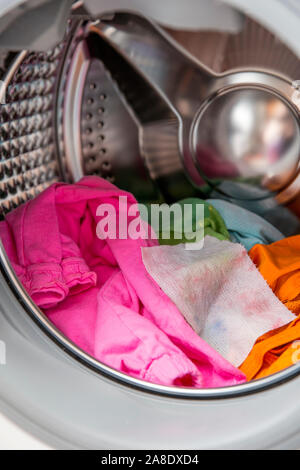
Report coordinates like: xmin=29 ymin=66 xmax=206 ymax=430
xmin=1 ymin=0 xmax=300 ymax=450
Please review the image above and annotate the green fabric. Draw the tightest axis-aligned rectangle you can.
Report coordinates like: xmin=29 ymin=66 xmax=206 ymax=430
xmin=140 ymin=198 xmax=230 ymax=245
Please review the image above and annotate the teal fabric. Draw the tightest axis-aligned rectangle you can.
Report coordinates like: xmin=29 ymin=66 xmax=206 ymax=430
xmin=209 ymin=181 xmax=300 ymax=237
xmin=208 ymin=199 xmax=284 ymax=251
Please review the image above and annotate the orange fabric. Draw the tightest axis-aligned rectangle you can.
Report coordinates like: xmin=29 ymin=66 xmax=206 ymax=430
xmin=239 ymin=236 xmax=300 ymax=380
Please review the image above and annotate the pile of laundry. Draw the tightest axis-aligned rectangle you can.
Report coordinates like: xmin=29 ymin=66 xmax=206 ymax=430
xmin=1 ymin=175 xmax=300 ymax=388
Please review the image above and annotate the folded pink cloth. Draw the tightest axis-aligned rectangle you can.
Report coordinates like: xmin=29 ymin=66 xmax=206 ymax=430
xmin=0 ymin=176 xmax=245 ymax=388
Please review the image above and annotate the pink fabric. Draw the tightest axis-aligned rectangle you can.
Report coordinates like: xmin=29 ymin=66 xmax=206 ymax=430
xmin=0 ymin=176 xmax=246 ymax=388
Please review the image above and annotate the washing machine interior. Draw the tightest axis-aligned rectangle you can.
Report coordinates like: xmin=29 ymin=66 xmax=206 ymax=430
xmin=1 ymin=0 xmax=300 ymax=404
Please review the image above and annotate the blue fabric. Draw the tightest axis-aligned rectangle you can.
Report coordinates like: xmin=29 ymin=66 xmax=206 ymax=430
xmin=209 ymin=181 xmax=300 ymax=237
xmin=208 ymin=199 xmax=284 ymax=251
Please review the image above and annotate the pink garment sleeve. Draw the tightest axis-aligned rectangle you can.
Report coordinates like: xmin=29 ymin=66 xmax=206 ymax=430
xmin=2 ymin=187 xmax=96 ymax=309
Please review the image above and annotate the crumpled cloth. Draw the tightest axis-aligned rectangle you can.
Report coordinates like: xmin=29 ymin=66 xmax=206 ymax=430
xmin=140 ymin=198 xmax=230 ymax=246
xmin=209 ymin=181 xmax=300 ymax=238
xmin=208 ymin=199 xmax=284 ymax=251
xmin=142 ymin=236 xmax=295 ymax=367
xmin=0 ymin=176 xmax=245 ymax=388
xmin=240 ymin=236 xmax=300 ymax=380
